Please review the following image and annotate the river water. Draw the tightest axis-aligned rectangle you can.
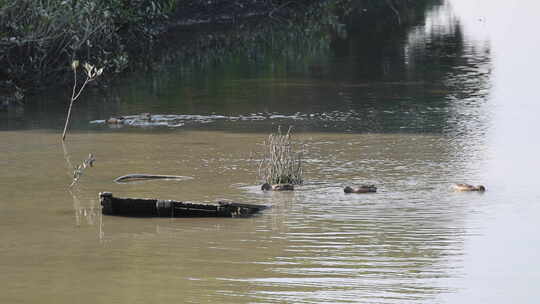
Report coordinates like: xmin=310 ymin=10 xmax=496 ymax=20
xmin=1 ymin=1 xmax=539 ymax=303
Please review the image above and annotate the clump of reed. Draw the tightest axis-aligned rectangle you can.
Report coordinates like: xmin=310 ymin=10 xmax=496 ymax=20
xmin=259 ymin=127 xmax=303 ymax=185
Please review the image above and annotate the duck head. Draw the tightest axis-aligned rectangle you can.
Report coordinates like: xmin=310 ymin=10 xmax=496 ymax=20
xmin=261 ymin=183 xmax=272 ymax=191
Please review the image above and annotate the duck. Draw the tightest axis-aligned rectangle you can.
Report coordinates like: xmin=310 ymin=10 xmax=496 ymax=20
xmin=106 ymin=116 xmax=125 ymax=124
xmin=261 ymin=183 xmax=294 ymax=191
xmin=344 ymin=185 xmax=377 ymax=193
xmin=453 ymin=184 xmax=486 ymax=192
xmin=140 ymin=112 xmax=152 ymax=121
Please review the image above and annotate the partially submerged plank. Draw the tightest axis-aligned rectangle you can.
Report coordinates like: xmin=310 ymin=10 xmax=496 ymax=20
xmin=100 ymin=192 xmax=267 ymax=218
xmin=114 ymin=174 xmax=191 ymax=183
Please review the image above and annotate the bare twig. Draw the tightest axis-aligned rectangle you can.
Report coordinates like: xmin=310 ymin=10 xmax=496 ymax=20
xmin=386 ymin=0 xmax=401 ymax=25
xmin=69 ymin=153 xmax=96 ymax=188
xmin=61 ymin=61 xmax=103 ymax=141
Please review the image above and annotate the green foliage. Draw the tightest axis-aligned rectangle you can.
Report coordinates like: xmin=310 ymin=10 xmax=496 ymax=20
xmin=0 ymin=0 xmax=432 ymax=94
xmin=0 ymin=0 xmax=176 ymax=89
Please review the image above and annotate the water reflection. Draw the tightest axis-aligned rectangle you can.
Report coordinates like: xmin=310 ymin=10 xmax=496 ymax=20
xmin=1 ymin=1 xmax=491 ymax=137
xmin=50 ymin=131 xmax=478 ymax=304
xmin=234 ymin=134 xmax=470 ymax=303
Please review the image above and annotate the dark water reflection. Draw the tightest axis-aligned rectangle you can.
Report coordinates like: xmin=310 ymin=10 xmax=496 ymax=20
xmin=1 ymin=1 xmax=489 ymax=137
xmin=4 ymin=1 xmax=532 ymax=304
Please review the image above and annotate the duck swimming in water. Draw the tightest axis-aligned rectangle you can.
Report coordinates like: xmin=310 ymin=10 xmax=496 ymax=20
xmin=106 ymin=113 xmax=151 ymax=124
xmin=453 ymin=184 xmax=486 ymax=192
xmin=106 ymin=116 xmax=125 ymax=124
xmin=344 ymin=185 xmax=377 ymax=193
xmin=261 ymin=183 xmax=294 ymax=191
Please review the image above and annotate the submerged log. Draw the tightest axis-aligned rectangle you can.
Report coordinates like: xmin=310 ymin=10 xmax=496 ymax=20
xmin=100 ymin=192 xmax=267 ymax=218
xmin=114 ymin=174 xmax=190 ymax=183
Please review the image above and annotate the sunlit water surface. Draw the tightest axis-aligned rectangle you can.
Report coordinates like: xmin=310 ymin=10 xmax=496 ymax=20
xmin=1 ymin=1 xmax=539 ymax=303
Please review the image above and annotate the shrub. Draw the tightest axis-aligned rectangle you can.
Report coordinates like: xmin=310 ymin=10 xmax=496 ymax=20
xmin=0 ymin=0 xmax=176 ymax=90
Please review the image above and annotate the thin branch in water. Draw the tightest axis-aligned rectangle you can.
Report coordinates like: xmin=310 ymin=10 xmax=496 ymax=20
xmin=62 ymin=61 xmax=104 ymax=141
xmin=69 ymin=153 xmax=96 ymax=188
xmin=386 ymin=0 xmax=401 ymax=25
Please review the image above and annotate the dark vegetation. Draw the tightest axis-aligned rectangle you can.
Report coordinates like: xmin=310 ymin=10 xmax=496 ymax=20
xmin=0 ymin=0 xmax=435 ymax=103
xmin=0 ymin=0 xmax=176 ymax=96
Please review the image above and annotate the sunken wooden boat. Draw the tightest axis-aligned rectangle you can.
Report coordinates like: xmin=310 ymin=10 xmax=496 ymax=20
xmin=100 ymin=192 xmax=267 ymax=218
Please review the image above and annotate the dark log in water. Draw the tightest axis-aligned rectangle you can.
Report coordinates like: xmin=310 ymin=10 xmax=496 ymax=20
xmin=100 ymin=192 xmax=267 ymax=218
xmin=114 ymin=174 xmax=190 ymax=183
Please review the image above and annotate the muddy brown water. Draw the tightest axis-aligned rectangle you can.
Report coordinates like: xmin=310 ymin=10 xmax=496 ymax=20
xmin=1 ymin=1 xmax=540 ymax=303
xmin=1 ymin=130 xmax=482 ymax=303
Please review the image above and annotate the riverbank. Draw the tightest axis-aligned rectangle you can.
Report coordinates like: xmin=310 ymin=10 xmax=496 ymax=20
xmin=0 ymin=0 xmax=431 ymax=105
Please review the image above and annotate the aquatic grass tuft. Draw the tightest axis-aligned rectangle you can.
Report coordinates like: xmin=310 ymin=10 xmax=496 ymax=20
xmin=259 ymin=126 xmax=303 ymax=185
